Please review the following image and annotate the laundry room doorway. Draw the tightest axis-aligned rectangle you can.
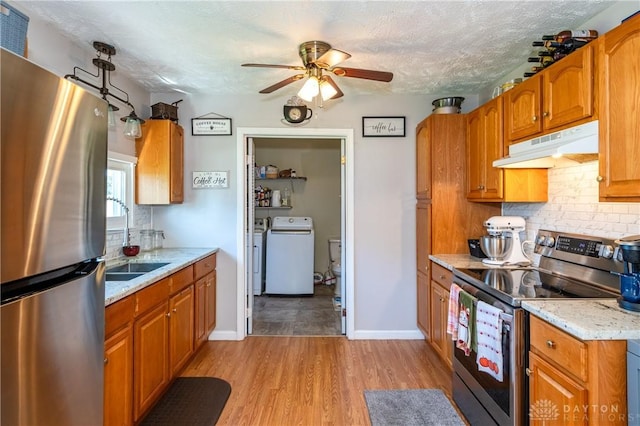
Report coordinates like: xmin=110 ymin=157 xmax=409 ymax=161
xmin=237 ymin=128 xmax=354 ymax=340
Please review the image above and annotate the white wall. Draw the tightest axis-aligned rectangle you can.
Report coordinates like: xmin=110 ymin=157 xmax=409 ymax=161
xmin=149 ymin=93 xmax=479 ymax=337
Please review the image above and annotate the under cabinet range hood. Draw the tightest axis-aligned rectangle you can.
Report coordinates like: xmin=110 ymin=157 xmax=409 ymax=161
xmin=493 ymin=120 xmax=599 ymax=168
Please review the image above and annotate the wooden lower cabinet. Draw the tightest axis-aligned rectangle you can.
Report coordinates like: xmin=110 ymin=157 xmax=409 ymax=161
xmin=104 ymin=325 xmax=133 ymax=426
xmin=133 ymin=301 xmax=170 ymax=422
xmin=528 ymin=315 xmax=627 ymax=425
xmin=430 ymin=262 xmax=453 ymax=367
xmin=416 ymin=270 xmax=430 ymax=339
xmin=169 ymin=285 xmax=195 ymax=376
xmin=104 ymin=255 xmax=216 ymax=425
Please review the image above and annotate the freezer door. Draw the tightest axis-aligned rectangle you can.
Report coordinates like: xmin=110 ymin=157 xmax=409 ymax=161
xmin=1 ymin=50 xmax=108 ymax=284
xmin=1 ymin=261 xmax=105 ymax=425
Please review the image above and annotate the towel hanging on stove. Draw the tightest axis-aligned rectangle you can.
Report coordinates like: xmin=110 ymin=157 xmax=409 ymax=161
xmin=447 ymin=284 xmax=462 ymax=340
xmin=475 ymin=301 xmax=504 ymax=382
xmin=456 ymin=290 xmax=476 ymax=356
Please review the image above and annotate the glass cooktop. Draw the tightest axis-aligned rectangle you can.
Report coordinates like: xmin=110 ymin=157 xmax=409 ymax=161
xmin=454 ymin=267 xmax=618 ymax=305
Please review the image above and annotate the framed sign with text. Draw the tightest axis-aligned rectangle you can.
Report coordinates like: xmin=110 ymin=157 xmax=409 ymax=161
xmin=362 ymin=116 xmax=406 ymax=137
xmin=192 ymin=171 xmax=229 ymax=188
xmin=191 ymin=117 xmax=232 ymax=136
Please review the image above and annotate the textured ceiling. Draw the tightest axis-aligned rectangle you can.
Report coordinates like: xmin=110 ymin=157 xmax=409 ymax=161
xmin=16 ymin=1 xmax=616 ymax=97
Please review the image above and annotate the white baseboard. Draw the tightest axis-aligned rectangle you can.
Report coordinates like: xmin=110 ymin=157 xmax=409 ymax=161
xmin=352 ymin=329 xmax=425 ymax=340
xmin=208 ymin=330 xmax=240 ymax=341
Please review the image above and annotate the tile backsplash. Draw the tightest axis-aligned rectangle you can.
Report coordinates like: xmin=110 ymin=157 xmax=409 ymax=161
xmin=503 ymin=161 xmax=640 ymax=240
xmin=105 ymin=204 xmax=152 ymax=260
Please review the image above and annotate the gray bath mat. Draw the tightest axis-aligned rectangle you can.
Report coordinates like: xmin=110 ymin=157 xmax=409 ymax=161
xmin=364 ymin=389 xmax=465 ymax=426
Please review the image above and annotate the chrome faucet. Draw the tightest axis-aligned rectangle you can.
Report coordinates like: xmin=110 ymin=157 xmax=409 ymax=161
xmin=107 ymin=196 xmax=130 ymax=246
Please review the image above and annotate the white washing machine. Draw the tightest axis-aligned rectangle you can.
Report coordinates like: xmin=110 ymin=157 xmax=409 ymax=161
xmin=266 ymin=217 xmax=314 ymax=295
xmin=252 ymin=218 xmax=268 ymax=295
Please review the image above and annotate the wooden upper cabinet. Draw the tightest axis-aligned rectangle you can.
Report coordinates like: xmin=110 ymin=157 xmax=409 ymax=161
xmin=466 ymin=97 xmax=504 ymax=200
xmin=416 ymin=121 xmax=432 ymax=200
xmin=504 ymin=45 xmax=594 ymax=144
xmin=136 ymin=120 xmax=184 ymax=205
xmin=598 ymin=13 xmax=640 ymax=201
xmin=504 ymin=75 xmax=543 ymax=142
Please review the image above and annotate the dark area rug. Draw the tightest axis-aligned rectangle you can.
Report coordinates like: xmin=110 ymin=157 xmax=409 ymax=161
xmin=140 ymin=377 xmax=231 ymax=426
xmin=364 ymin=389 xmax=465 ymax=426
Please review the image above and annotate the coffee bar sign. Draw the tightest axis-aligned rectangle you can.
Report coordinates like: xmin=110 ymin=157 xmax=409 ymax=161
xmin=192 ymin=171 xmax=229 ymax=189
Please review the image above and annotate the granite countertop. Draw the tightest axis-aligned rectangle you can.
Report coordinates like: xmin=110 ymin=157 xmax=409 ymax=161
xmin=429 ymin=254 xmax=489 ymax=271
xmin=104 ymin=247 xmax=218 ymax=306
xmin=522 ymin=299 xmax=640 ymax=341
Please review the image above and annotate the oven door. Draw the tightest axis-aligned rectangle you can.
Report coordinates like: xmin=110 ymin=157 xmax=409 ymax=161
xmin=452 ymin=278 xmax=525 ymax=426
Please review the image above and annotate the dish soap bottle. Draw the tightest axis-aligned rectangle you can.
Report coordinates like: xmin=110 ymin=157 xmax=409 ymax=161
xmin=282 ymin=187 xmax=290 ymax=207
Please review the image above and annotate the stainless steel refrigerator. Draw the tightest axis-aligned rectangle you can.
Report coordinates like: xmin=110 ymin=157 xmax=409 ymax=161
xmin=1 ymin=48 xmax=108 ymax=425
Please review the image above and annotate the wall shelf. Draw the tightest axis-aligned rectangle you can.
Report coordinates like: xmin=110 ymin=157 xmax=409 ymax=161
xmin=255 ymin=206 xmax=293 ymax=210
xmin=256 ymin=177 xmax=307 ymax=181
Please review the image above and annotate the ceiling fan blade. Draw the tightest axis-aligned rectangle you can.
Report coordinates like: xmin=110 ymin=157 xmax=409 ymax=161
xmin=315 ymin=48 xmax=351 ymax=68
xmin=258 ymin=74 xmax=305 ymax=94
xmin=322 ymin=75 xmax=344 ymax=99
xmin=242 ymin=63 xmax=305 ymax=71
xmin=331 ymin=67 xmax=393 ymax=82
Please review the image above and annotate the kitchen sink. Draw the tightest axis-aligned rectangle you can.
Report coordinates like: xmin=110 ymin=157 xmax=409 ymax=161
xmin=105 ymin=272 xmax=145 ymax=281
xmin=106 ymin=262 xmax=169 ymax=273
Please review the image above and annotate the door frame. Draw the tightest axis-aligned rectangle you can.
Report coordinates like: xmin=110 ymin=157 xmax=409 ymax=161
xmin=236 ymin=127 xmax=355 ymax=340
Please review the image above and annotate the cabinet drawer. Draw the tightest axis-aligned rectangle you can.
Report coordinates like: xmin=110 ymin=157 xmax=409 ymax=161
xmin=169 ymin=265 xmax=194 ymax=294
xmin=194 ymin=254 xmax=216 ymax=280
xmin=529 ymin=315 xmax=588 ymax=382
xmin=105 ymin=295 xmax=135 ymax=337
xmin=431 ymin=262 xmax=452 ymax=288
xmin=135 ymin=278 xmax=170 ymax=316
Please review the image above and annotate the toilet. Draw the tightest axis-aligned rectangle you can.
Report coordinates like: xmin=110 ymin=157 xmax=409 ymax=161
xmin=328 ymin=238 xmax=341 ymax=298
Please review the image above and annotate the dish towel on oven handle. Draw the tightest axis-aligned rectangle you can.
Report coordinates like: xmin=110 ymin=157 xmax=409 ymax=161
xmin=456 ymin=290 xmax=476 ymax=356
xmin=447 ymin=284 xmax=462 ymax=340
xmin=476 ymin=301 xmax=504 ymax=382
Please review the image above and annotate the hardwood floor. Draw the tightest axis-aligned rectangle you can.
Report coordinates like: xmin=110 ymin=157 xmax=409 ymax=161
xmin=181 ymin=337 xmax=455 ymax=425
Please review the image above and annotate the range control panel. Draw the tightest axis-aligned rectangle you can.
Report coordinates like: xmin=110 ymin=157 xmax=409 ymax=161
xmin=535 ymin=229 xmax=623 ymax=273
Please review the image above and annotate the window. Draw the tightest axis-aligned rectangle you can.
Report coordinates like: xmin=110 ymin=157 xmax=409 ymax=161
xmin=106 ymin=153 xmax=136 ymax=230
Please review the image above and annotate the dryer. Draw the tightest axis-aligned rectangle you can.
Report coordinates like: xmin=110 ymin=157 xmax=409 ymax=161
xmin=266 ymin=217 xmax=314 ymax=295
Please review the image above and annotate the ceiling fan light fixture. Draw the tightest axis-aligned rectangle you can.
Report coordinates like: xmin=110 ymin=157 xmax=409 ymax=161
xmin=298 ymin=77 xmax=319 ymax=102
xmin=319 ymin=80 xmax=338 ymax=101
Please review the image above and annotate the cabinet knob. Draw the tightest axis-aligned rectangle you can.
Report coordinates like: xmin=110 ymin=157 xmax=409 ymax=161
xmin=525 ymin=367 xmax=533 ymax=376
xmin=166 ymin=312 xmax=171 ymax=318
xmin=546 ymin=340 xmax=556 ymax=349
xmin=532 ymin=115 xmax=538 ymax=122
xmin=104 ymin=358 xmax=109 ymax=365
xmin=477 ymin=185 xmax=485 ymax=190
xmin=596 ymin=175 xmax=604 ymax=182
xmin=543 ymin=111 xmax=549 ymax=117
xmin=439 ymin=275 xmax=445 ymax=280
xmin=173 ymin=308 xmax=177 ymax=313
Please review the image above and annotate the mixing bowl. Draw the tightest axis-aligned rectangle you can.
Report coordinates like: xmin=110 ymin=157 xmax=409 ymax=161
xmin=480 ymin=235 xmax=512 ymax=260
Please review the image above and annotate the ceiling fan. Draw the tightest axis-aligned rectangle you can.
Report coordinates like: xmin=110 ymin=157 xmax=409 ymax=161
xmin=241 ymin=41 xmax=393 ymax=101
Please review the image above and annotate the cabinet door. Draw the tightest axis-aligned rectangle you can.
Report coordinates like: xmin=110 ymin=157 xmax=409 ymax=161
xmin=529 ymin=351 xmax=588 ymax=426
xmin=544 ymin=45 xmax=594 ymax=131
xmin=430 ymin=282 xmax=451 ymax=366
xmin=205 ymin=272 xmax=217 ymax=334
xmin=480 ymin=97 xmax=504 ymax=200
xmin=598 ymin=14 xmax=640 ymax=200
xmin=170 ymin=123 xmax=184 ymax=203
xmin=416 ymin=121 xmax=432 ymax=200
xmin=417 ymin=270 xmax=430 ymax=340
xmin=194 ymin=276 xmax=207 ymax=347
xmin=416 ymin=201 xmax=431 ymax=276
xmin=104 ymin=326 xmax=133 ymax=426
xmin=466 ymin=108 xmax=484 ymax=199
xmin=504 ymin=75 xmax=543 ymax=142
xmin=133 ymin=302 xmax=169 ymax=421
xmin=169 ymin=285 xmax=194 ymax=376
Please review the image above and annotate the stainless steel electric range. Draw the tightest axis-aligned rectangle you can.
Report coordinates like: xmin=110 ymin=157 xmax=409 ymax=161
xmin=451 ymin=229 xmax=625 ymax=426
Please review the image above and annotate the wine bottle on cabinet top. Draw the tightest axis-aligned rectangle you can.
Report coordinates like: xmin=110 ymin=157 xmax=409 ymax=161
xmin=542 ymin=29 xmax=598 ymax=43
